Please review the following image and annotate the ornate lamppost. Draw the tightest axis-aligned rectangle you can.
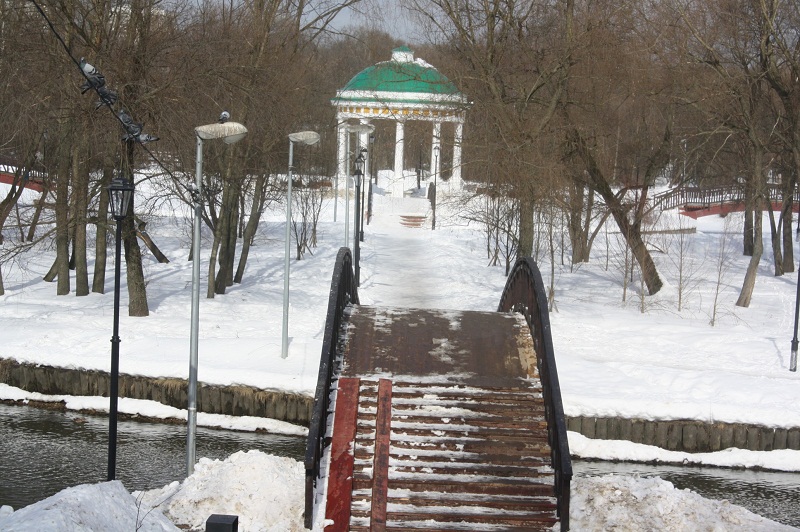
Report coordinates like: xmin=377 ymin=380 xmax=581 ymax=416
xmin=107 ymin=174 xmax=134 ymax=481
xmin=353 ymin=153 xmax=365 ymax=286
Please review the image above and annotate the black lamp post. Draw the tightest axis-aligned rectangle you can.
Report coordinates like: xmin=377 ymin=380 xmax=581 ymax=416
xmin=360 ymin=148 xmax=367 ymax=242
xmin=792 ymin=209 xmax=800 ymax=372
xmin=107 ymin=175 xmax=134 ymax=481
xmin=353 ymin=153 xmax=365 ymax=286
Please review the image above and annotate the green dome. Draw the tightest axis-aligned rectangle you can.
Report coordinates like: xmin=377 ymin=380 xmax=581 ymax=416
xmin=342 ymin=48 xmax=460 ymax=96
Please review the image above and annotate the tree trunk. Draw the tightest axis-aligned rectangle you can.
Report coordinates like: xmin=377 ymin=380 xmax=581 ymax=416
xmin=767 ymin=209 xmax=783 ymax=276
xmin=518 ymin=196 xmax=533 ymax=258
xmin=568 ymin=178 xmax=589 ymax=264
xmin=214 ymin=181 xmax=239 ymax=295
xmin=783 ymin=172 xmax=796 ymax=273
xmin=569 ymin=129 xmax=663 ymax=294
xmin=26 ymin=190 xmax=47 ymax=242
xmin=137 ymin=221 xmax=170 ymax=264
xmin=207 ymin=231 xmax=221 ymax=299
xmin=743 ymin=178 xmax=755 ymax=256
xmin=737 ymin=152 xmax=766 ymax=307
xmin=72 ymin=143 xmax=89 ymax=296
xmin=92 ymin=164 xmax=113 ymax=294
xmin=55 ymin=148 xmax=71 ymax=295
xmin=123 ymin=214 xmax=149 ymax=316
xmin=736 ymin=202 xmax=763 ymax=307
xmin=120 ymin=138 xmax=148 ymax=316
xmin=235 ymin=174 xmax=268 ymax=284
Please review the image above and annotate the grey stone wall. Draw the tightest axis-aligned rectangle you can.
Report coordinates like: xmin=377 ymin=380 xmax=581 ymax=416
xmin=566 ymin=416 xmax=800 ymax=452
xmin=4 ymin=358 xmax=798 ymax=452
xmin=0 ymin=358 xmax=313 ymax=426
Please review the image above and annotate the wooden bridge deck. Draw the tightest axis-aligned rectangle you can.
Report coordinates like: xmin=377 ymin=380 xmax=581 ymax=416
xmin=324 ymin=305 xmax=560 ymax=531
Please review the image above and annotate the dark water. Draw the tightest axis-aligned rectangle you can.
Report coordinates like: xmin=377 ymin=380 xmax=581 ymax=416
xmin=574 ymin=460 xmax=800 ymax=527
xmin=0 ymin=403 xmax=306 ymax=510
xmin=3 ymin=404 xmax=799 ymax=528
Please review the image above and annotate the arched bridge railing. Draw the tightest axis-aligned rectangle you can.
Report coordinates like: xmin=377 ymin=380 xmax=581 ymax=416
xmin=654 ymin=183 xmax=800 ymax=211
xmin=498 ymin=257 xmax=572 ymax=531
xmin=304 ymin=247 xmax=359 ymax=529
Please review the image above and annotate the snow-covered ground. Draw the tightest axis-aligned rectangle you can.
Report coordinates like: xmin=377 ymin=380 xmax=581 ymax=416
xmin=1 ymin=170 xmax=800 ymax=530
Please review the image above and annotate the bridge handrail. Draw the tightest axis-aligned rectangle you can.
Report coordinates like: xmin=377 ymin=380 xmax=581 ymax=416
xmin=304 ymin=247 xmax=359 ymax=529
xmin=498 ymin=257 xmax=572 ymax=531
xmin=654 ymin=183 xmax=800 ymax=211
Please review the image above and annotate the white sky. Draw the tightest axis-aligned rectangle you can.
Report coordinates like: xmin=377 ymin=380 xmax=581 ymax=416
xmin=1 ymin=168 xmax=800 ymax=529
xmin=329 ymin=0 xmax=421 ymax=43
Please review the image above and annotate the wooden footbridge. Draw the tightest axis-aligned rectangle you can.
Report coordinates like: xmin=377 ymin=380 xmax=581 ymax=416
xmin=654 ymin=183 xmax=800 ymax=218
xmin=304 ymin=249 xmax=572 ymax=531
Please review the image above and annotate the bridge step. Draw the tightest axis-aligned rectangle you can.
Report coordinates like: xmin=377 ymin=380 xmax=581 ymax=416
xmin=331 ymin=377 xmax=557 ymax=531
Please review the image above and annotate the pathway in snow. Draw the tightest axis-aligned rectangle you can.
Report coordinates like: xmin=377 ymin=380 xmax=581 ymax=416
xmin=357 ymin=194 xmax=441 ymax=308
xmin=356 ymin=191 xmax=504 ymax=311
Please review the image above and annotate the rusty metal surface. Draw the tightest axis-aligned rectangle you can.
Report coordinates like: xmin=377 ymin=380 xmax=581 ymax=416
xmin=341 ymin=306 xmax=534 ymax=387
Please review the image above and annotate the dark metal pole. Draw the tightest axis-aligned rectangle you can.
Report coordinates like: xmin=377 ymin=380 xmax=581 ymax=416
xmin=368 ymin=179 xmax=373 ymax=225
xmin=354 ymin=171 xmax=362 ymax=286
xmin=432 ymin=151 xmax=438 ymax=231
xmin=789 ymin=212 xmax=800 ymax=371
xmin=108 ymin=219 xmax=123 ymax=481
xmin=360 ymin=172 xmax=366 ymax=242
xmin=792 ymin=206 xmax=800 ymax=372
xmin=791 ymin=280 xmax=799 ymax=371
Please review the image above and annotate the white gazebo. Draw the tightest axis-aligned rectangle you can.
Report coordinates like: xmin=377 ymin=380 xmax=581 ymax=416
xmin=331 ymin=46 xmax=468 ymax=196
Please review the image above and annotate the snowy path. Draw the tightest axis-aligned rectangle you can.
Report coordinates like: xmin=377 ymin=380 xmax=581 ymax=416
xmin=356 ymin=194 xmax=504 ymax=311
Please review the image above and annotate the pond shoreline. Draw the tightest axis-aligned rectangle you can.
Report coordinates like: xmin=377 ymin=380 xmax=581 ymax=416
xmin=3 ymin=357 xmax=799 ymax=453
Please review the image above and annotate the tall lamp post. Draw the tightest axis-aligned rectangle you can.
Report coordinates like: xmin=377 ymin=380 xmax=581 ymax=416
xmin=342 ymin=123 xmax=375 ymax=248
xmin=353 ymin=153 xmax=365 ymax=286
xmin=282 ymin=131 xmax=321 ymax=360
xmin=188 ymin=118 xmax=247 ymax=476
xmin=432 ymin=145 xmax=439 ymax=230
xmin=359 ymin=148 xmax=367 ymax=242
xmin=107 ymin=174 xmax=134 ymax=481
xmin=792 ymin=282 xmax=799 ymax=371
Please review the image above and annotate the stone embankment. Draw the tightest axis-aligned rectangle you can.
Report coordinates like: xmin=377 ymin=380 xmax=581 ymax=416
xmin=0 ymin=358 xmax=312 ymax=426
xmin=3 ymin=358 xmax=799 ymax=452
xmin=567 ymin=416 xmax=800 ymax=453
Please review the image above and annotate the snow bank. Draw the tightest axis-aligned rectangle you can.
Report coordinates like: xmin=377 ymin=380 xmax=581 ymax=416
xmin=570 ymin=474 xmax=796 ymax=531
xmin=134 ymin=450 xmax=306 ymax=531
xmin=0 ymin=481 xmax=177 ymax=531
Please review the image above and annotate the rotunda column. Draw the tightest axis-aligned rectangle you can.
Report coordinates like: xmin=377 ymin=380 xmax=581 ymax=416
xmin=393 ymin=119 xmax=405 ymax=197
xmin=451 ymin=119 xmax=464 ymax=190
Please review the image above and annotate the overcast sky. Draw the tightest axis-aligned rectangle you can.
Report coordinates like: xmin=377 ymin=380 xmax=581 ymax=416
xmin=330 ymin=0 xmax=423 ymax=44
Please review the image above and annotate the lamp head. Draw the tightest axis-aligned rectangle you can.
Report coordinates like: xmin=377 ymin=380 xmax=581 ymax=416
xmin=288 ymin=131 xmax=321 ymax=146
xmin=196 ymin=122 xmax=248 ymax=144
xmin=108 ymin=175 xmax=135 ymax=221
xmin=354 ymin=153 xmax=365 ymax=175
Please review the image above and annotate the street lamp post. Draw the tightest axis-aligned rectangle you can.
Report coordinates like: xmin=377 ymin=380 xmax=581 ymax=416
xmin=282 ymin=131 xmax=321 ymax=360
xmin=432 ymin=145 xmax=439 ymax=230
xmin=342 ymin=123 xmax=375 ymax=248
xmin=107 ymin=174 xmax=134 ymax=482
xmin=188 ymin=118 xmax=247 ymax=476
xmin=353 ymin=153 xmax=365 ymax=286
xmin=792 ymin=280 xmax=799 ymax=371
xmin=359 ymin=148 xmax=367 ymax=242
